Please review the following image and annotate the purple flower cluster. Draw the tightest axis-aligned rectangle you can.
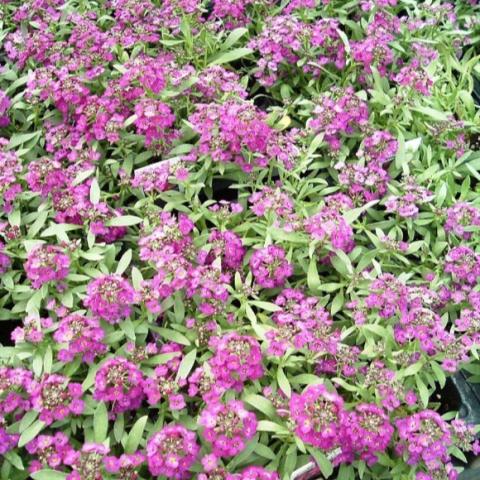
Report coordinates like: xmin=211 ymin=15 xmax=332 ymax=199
xmin=249 ymin=245 xmax=293 ymax=289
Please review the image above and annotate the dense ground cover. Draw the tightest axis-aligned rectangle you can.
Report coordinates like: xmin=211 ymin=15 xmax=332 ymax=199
xmin=1 ymin=0 xmax=480 ymax=479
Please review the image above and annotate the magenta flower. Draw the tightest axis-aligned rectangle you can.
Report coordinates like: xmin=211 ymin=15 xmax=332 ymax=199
xmin=340 ymin=404 xmax=393 ymax=466
xmin=249 ymin=245 xmax=293 ymax=289
xmin=226 ymin=466 xmax=279 ymax=480
xmin=65 ymin=443 xmax=109 ymax=480
xmin=104 ymin=452 xmax=145 ymax=477
xmin=146 ymin=424 xmax=200 ymax=479
xmin=53 ymin=313 xmax=106 ymax=363
xmin=24 ymin=244 xmax=70 ymax=288
xmin=444 ymin=203 xmax=480 ymax=240
xmin=26 ymin=432 xmax=74 ymax=473
xmin=29 ymin=374 xmax=84 ymax=425
xmin=93 ymin=357 xmax=145 ymax=414
xmin=395 ymin=410 xmax=452 ymax=470
xmin=84 ymin=274 xmax=137 ymax=323
xmin=199 ymin=400 xmax=258 ymax=457
xmin=304 ymin=206 xmax=354 ymax=253
xmin=209 ymin=332 xmax=264 ymax=390
xmin=290 ymin=384 xmax=346 ymax=450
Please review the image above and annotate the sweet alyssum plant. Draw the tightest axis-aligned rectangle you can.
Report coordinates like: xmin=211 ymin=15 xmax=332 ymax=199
xmin=0 ymin=0 xmax=480 ymax=479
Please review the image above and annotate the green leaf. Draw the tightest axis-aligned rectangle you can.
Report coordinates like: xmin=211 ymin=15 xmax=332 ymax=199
xmin=209 ymin=48 xmax=253 ymax=65
xmin=94 ymin=402 xmax=109 ymax=443
xmin=31 ymin=470 xmax=67 ymax=480
xmin=125 ymin=415 xmax=148 ymax=453
xmin=277 ymin=367 xmax=291 ymax=398
xmin=176 ymin=348 xmax=197 ymax=381
xmin=222 ymin=27 xmax=248 ymax=50
xmin=243 ymin=394 xmax=276 ymax=418
xmin=308 ymin=447 xmax=333 ymax=478
xmin=157 ymin=328 xmax=190 ymax=346
xmin=8 ymin=131 xmax=41 ymax=149
xmin=116 ymin=249 xmax=132 ymax=275
xmin=401 ymin=361 xmax=423 ymax=377
xmin=307 ymin=258 xmax=321 ymax=293
xmin=4 ymin=451 xmax=24 ymax=470
xmin=257 ymin=420 xmax=288 ymax=433
xmin=413 ymin=106 xmax=449 ymax=121
xmin=107 ymin=216 xmax=143 ymax=227
xmin=18 ymin=420 xmax=45 ymax=447
xmin=416 ymin=375 xmax=429 ymax=409
xmin=89 ymin=179 xmax=100 ymax=205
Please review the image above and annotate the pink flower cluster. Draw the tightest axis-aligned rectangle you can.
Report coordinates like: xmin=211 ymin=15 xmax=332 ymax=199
xmin=84 ymin=275 xmax=137 ymax=323
xmin=209 ymin=332 xmax=264 ymax=391
xmin=290 ymin=384 xmax=346 ymax=450
xmin=385 ymin=178 xmax=433 ymax=218
xmin=199 ymin=399 xmax=257 ymax=457
xmin=309 ymin=87 xmax=369 ymax=150
xmin=444 ymin=202 xmax=480 ymax=239
xmin=53 ymin=313 xmax=106 ymax=363
xmin=188 ymin=99 xmax=298 ymax=172
xmin=146 ymin=424 xmax=200 ymax=479
xmin=30 ymin=374 xmax=84 ymax=425
xmin=93 ymin=357 xmax=145 ymax=413
xmin=24 ymin=244 xmax=70 ymax=288
xmin=267 ymin=288 xmax=340 ymax=357
xmin=249 ymin=245 xmax=293 ymax=288
xmin=304 ymin=205 xmax=354 ymax=253
xmin=26 ymin=432 xmax=74 ymax=473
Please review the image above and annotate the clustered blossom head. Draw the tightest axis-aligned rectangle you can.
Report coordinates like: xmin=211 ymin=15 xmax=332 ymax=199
xmin=0 ymin=367 xmax=32 ymax=417
xmin=339 ymin=404 xmax=393 ymax=466
xmin=187 ymin=99 xmax=297 ymax=172
xmin=65 ymin=443 xmax=109 ymax=480
xmin=304 ymin=205 xmax=354 ymax=254
xmin=198 ymin=229 xmax=245 ymax=271
xmin=385 ymin=178 xmax=433 ymax=218
xmin=267 ymin=288 xmax=340 ymax=357
xmin=290 ymin=384 xmax=346 ymax=450
xmin=146 ymin=424 xmax=200 ymax=479
xmin=395 ymin=410 xmax=452 ymax=471
xmin=11 ymin=315 xmax=52 ymax=344
xmin=309 ymin=87 xmax=369 ymax=150
xmin=358 ymin=130 xmax=398 ymax=164
xmin=226 ymin=466 xmax=279 ymax=480
xmin=26 ymin=432 xmax=74 ymax=473
xmin=444 ymin=246 xmax=480 ymax=285
xmin=199 ymin=399 xmax=258 ymax=457
xmin=143 ymin=348 xmax=186 ymax=411
xmin=209 ymin=332 xmax=264 ymax=391
xmin=53 ymin=313 xmax=106 ymax=363
xmin=84 ymin=274 xmax=137 ymax=323
xmin=444 ymin=202 xmax=480 ymax=240
xmin=249 ymin=245 xmax=293 ymax=288
xmin=24 ymin=244 xmax=70 ymax=288
xmin=29 ymin=374 xmax=84 ymax=425
xmin=196 ymin=66 xmax=247 ymax=100
xmin=338 ymin=162 xmax=390 ymax=203
xmin=365 ymin=273 xmax=409 ymax=318
xmin=93 ymin=357 xmax=145 ymax=413
xmin=104 ymin=452 xmax=145 ymax=479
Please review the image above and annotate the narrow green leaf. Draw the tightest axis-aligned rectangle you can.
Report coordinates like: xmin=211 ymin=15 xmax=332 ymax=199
xmin=89 ymin=179 xmax=100 ymax=205
xmin=176 ymin=348 xmax=197 ymax=381
xmin=94 ymin=402 xmax=109 ymax=443
xmin=277 ymin=368 xmax=291 ymax=398
xmin=31 ymin=471 xmax=67 ymax=480
xmin=209 ymin=48 xmax=253 ymax=65
xmin=18 ymin=420 xmax=45 ymax=447
xmin=125 ymin=415 xmax=148 ymax=453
